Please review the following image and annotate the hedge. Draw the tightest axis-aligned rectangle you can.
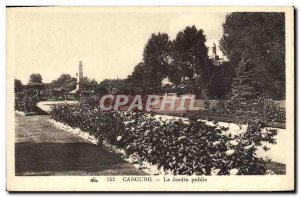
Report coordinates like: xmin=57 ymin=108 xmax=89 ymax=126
xmin=203 ymin=98 xmax=286 ymax=124
xmin=50 ymin=103 xmax=278 ymax=175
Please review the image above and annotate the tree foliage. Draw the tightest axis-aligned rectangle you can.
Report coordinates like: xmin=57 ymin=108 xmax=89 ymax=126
xmin=98 ymin=79 xmax=126 ymax=95
xmin=173 ymin=26 xmax=210 ymax=81
xmin=231 ymin=61 xmax=261 ymax=99
xmin=14 ymin=79 xmax=23 ymax=93
xmin=29 ymin=73 xmax=43 ymax=84
xmin=143 ymin=33 xmax=172 ymax=86
xmin=44 ymin=74 xmax=77 ymax=98
xmin=220 ymin=12 xmax=285 ymax=99
xmin=50 ymin=74 xmax=76 ymax=90
xmin=128 ymin=26 xmax=214 ymax=97
xmin=79 ymin=77 xmax=98 ymax=92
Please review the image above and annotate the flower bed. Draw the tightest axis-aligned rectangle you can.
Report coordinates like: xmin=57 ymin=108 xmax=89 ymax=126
xmin=202 ymin=98 xmax=286 ymax=124
xmin=50 ymin=103 xmax=278 ymax=175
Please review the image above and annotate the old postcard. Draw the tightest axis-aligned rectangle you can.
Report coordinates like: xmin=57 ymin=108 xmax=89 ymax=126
xmin=6 ymin=6 xmax=294 ymax=192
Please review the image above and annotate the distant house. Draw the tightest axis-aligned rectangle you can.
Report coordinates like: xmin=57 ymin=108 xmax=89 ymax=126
xmin=161 ymin=76 xmax=192 ymax=87
xmin=161 ymin=77 xmax=173 ymax=87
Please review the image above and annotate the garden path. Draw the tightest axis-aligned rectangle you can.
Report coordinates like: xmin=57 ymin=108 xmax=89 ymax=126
xmin=15 ymin=114 xmax=146 ymax=176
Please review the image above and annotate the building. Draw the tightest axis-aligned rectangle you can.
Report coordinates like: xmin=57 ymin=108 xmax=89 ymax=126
xmin=211 ymin=42 xmax=227 ymax=66
xmin=161 ymin=76 xmax=173 ymax=87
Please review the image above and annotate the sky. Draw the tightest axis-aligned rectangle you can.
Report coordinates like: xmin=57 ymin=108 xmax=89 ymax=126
xmin=9 ymin=8 xmax=228 ymax=84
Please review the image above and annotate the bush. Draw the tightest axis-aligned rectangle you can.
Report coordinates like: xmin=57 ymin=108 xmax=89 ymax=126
xmin=50 ymin=103 xmax=277 ymax=175
xmin=208 ymin=98 xmax=286 ymax=123
xmin=15 ymin=92 xmax=39 ymax=113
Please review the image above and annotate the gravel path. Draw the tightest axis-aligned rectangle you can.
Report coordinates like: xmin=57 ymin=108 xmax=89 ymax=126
xmin=15 ymin=114 xmax=146 ymax=176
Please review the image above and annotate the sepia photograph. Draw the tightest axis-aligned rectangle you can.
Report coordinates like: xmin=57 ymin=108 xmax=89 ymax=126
xmin=6 ymin=6 xmax=294 ymax=192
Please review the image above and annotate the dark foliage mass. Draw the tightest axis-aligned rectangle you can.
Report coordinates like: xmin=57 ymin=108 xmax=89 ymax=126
xmin=203 ymin=97 xmax=286 ymax=124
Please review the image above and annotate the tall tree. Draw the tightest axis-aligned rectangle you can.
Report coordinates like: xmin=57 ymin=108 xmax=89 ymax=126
xmin=143 ymin=33 xmax=172 ymax=86
xmin=231 ymin=60 xmax=261 ymax=99
xmin=173 ymin=26 xmax=210 ymax=81
xmin=220 ymin=12 xmax=285 ymax=99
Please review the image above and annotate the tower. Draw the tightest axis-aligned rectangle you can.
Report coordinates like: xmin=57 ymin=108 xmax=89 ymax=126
xmin=212 ymin=42 xmax=217 ymax=58
xmin=212 ymin=42 xmax=220 ymax=61
xmin=79 ymin=61 xmax=83 ymax=82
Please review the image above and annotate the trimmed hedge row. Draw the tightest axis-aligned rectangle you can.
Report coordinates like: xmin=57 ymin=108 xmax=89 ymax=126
xmin=50 ymin=103 xmax=277 ymax=175
xmin=204 ymin=98 xmax=286 ymax=124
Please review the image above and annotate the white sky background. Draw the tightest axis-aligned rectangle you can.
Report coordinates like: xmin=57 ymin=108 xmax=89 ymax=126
xmin=11 ymin=8 xmax=228 ymax=84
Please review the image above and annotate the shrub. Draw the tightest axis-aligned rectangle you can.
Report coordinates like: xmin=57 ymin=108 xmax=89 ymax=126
xmin=15 ymin=92 xmax=39 ymax=113
xmin=208 ymin=98 xmax=286 ymax=123
xmin=50 ymin=104 xmax=277 ymax=175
